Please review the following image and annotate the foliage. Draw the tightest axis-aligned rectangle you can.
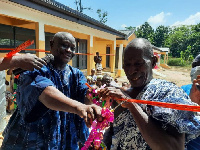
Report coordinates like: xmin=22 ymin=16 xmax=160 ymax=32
xmin=153 ymin=25 xmax=169 ymax=47
xmin=74 ymin=0 xmax=92 ymax=13
xmin=74 ymin=0 xmax=108 ymax=24
xmin=125 ymin=26 xmax=136 ymax=31
xmin=96 ymin=9 xmax=108 ymax=23
xmin=133 ymin=22 xmax=200 ymax=63
xmin=167 ymin=57 xmax=187 ymax=66
xmin=181 ymin=45 xmax=194 ymax=61
xmin=165 ymin=26 xmax=191 ymax=57
xmin=167 ymin=58 xmax=183 ymax=66
xmin=135 ymin=22 xmax=154 ymax=43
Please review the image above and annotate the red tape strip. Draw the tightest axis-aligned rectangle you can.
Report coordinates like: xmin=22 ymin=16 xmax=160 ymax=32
xmin=5 ymin=40 xmax=34 ymax=58
xmin=117 ymin=98 xmax=200 ymax=112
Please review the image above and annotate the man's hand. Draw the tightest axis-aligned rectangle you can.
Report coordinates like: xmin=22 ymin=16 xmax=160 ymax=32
xmin=190 ymin=75 xmax=200 ymax=105
xmin=76 ymin=104 xmax=102 ymax=127
xmin=12 ymin=53 xmax=46 ymax=71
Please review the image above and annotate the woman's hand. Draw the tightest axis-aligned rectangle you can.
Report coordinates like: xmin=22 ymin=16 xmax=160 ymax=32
xmin=98 ymin=87 xmax=127 ymax=101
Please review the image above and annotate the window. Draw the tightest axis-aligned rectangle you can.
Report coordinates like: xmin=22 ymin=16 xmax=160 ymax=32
xmin=0 ymin=24 xmax=36 ymax=53
xmin=72 ymin=39 xmax=87 ymax=70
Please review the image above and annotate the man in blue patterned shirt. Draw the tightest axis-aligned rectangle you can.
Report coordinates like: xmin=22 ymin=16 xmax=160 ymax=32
xmin=1 ymin=32 xmax=102 ymax=150
xmin=101 ymin=38 xmax=200 ymax=150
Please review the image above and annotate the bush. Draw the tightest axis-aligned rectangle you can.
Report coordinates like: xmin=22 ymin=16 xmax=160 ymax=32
xmin=167 ymin=57 xmax=192 ymax=66
xmin=167 ymin=58 xmax=184 ymax=66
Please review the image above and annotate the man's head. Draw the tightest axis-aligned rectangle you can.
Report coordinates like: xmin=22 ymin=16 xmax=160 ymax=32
xmin=96 ymin=75 xmax=103 ymax=87
xmin=122 ymin=82 xmax=128 ymax=87
xmin=50 ymin=32 xmax=76 ymax=64
xmin=191 ymin=54 xmax=200 ymax=82
xmin=96 ymin=52 xmax=99 ymax=56
xmin=123 ymin=38 xmax=157 ymax=88
xmin=102 ymin=74 xmax=112 ymax=87
xmin=192 ymin=54 xmax=200 ymax=68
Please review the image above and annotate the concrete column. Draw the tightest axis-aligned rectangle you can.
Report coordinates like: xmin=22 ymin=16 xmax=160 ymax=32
xmin=110 ymin=40 xmax=116 ymax=73
xmin=35 ymin=22 xmax=46 ymax=58
xmin=87 ymin=35 xmax=94 ymax=75
xmin=117 ymin=44 xmax=123 ymax=77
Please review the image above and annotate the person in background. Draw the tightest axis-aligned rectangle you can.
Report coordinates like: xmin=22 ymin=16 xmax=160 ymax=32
xmin=5 ymin=80 xmax=12 ymax=113
xmin=114 ymin=78 xmax=118 ymax=83
xmin=87 ymin=68 xmax=97 ymax=86
xmin=99 ymin=38 xmax=200 ymax=150
xmin=102 ymin=74 xmax=112 ymax=87
xmin=96 ymin=75 xmax=103 ymax=88
xmin=181 ymin=54 xmax=200 ymax=104
xmin=121 ymin=81 xmax=130 ymax=91
xmin=94 ymin=52 xmax=103 ymax=76
xmin=181 ymin=54 xmax=200 ymax=150
xmin=1 ymin=32 xmax=102 ymax=150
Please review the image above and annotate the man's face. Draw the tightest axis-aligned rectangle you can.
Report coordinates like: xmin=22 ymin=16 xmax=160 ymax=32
xmin=123 ymin=48 xmax=153 ymax=88
xmin=102 ymin=77 xmax=111 ymax=87
xmin=51 ymin=33 xmax=76 ymax=64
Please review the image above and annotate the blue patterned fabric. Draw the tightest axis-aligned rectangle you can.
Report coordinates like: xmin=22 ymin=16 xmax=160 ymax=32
xmin=111 ymin=79 xmax=200 ymax=150
xmin=181 ymin=84 xmax=200 ymax=150
xmin=1 ymin=63 xmax=89 ymax=150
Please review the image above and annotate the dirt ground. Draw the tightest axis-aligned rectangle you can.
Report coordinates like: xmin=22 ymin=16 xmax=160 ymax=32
xmin=0 ymin=66 xmax=192 ymax=147
xmin=116 ymin=66 xmax=191 ymax=87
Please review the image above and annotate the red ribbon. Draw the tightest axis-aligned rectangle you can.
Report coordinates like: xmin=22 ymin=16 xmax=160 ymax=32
xmin=117 ymin=98 xmax=200 ymax=112
xmin=4 ymin=40 xmax=34 ymax=58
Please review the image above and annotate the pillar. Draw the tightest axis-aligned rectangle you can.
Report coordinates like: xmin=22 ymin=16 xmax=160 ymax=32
xmin=87 ymin=35 xmax=94 ymax=75
xmin=117 ymin=44 xmax=123 ymax=77
xmin=35 ymin=22 xmax=45 ymax=58
xmin=110 ymin=40 xmax=116 ymax=73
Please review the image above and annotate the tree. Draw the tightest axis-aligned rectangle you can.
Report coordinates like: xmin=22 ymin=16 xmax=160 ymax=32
xmin=135 ymin=22 xmax=154 ymax=43
xmin=125 ymin=26 xmax=135 ymax=31
xmin=153 ymin=25 xmax=169 ymax=47
xmin=74 ymin=0 xmax=92 ymax=13
xmin=165 ymin=26 xmax=190 ymax=57
xmin=74 ymin=0 xmax=108 ymax=23
xmin=187 ymin=23 xmax=200 ymax=57
xmin=96 ymin=9 xmax=108 ymax=24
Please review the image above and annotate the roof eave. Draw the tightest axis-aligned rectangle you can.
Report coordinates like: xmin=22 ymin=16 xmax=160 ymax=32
xmin=9 ymin=0 xmax=127 ymax=39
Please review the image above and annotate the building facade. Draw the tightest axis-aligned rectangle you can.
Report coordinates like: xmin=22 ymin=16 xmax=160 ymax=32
xmin=0 ymin=0 xmax=136 ymax=77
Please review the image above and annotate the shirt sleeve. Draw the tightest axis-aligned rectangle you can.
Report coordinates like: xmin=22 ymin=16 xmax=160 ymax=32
xmin=16 ymin=67 xmax=55 ymax=122
xmin=140 ymin=80 xmax=200 ymax=142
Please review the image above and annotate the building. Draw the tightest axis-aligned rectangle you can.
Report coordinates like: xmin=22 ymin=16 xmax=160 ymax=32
xmin=153 ymin=46 xmax=170 ymax=69
xmin=0 ymin=0 xmax=136 ymax=77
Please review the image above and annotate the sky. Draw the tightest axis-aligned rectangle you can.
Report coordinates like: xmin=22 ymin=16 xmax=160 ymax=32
xmin=57 ymin=0 xmax=200 ymax=30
